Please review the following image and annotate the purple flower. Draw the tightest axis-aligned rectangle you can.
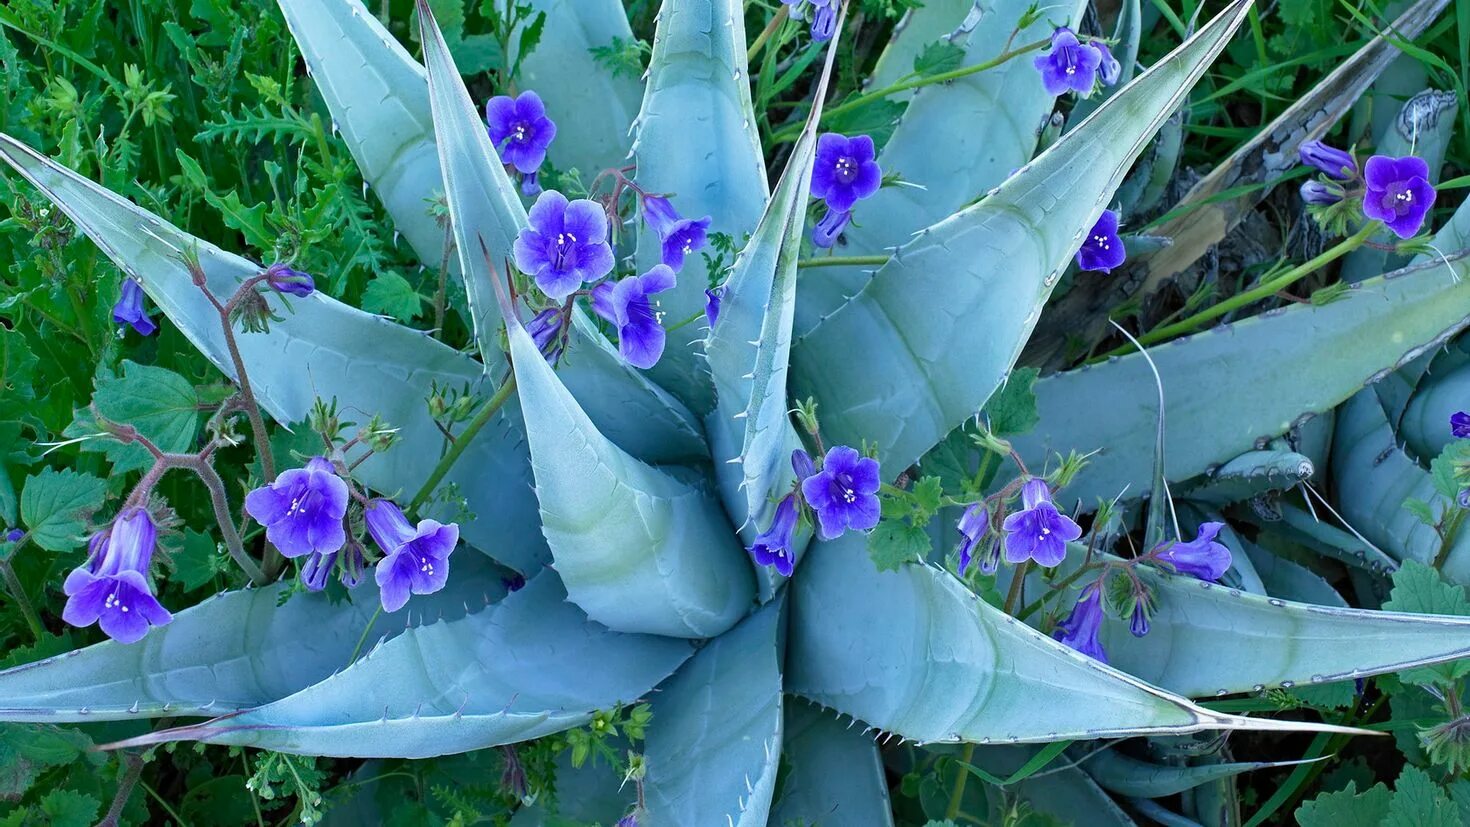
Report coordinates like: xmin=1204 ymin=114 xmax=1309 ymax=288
xmin=112 ymin=278 xmax=157 ymax=337
xmin=812 ymin=207 xmax=850 ymax=249
xmin=513 ymin=191 xmax=615 ymax=301
xmin=1460 ymin=489 xmax=1470 ymax=509
xmin=1363 ymin=154 xmax=1436 ymax=239
xmin=1053 ymin=585 xmax=1108 ymax=663
xmin=1033 ymin=28 xmax=1102 ymax=97
xmin=956 ymin=503 xmax=986 ymax=576
xmin=782 ymin=0 xmax=839 ymax=41
xmin=641 ymin=195 xmax=680 ymax=233
xmin=485 ymin=91 xmax=557 ymax=175
xmin=2 ymin=528 xmax=22 ymax=543
xmin=660 ymin=216 xmax=711 ymax=271
xmin=244 ymin=457 xmax=349 ymax=560
xmin=792 ymin=448 xmax=816 ymax=480
xmin=1095 ymin=41 xmax=1122 ymax=86
xmin=1452 ymin=411 xmax=1470 ymax=438
xmin=1129 ymin=600 xmax=1150 ymax=637
xmin=1300 ymin=180 xmax=1345 ymax=206
xmin=340 ymin=540 xmax=367 ymax=589
xmin=62 ymin=509 xmax=171 ymax=644
xmin=367 ymin=499 xmax=460 ymax=613
xmin=704 ymin=287 xmax=723 ymax=328
xmin=526 ymin=308 xmax=564 ymax=362
xmin=264 ymin=263 xmax=314 ymax=298
xmin=591 ymin=265 xmax=677 ymax=369
xmin=800 ymin=445 xmax=881 ymax=540
xmin=520 ymin=171 xmax=542 ymax=198
xmin=749 ymin=494 xmax=800 ymax=576
xmin=812 ymin=134 xmax=881 ymax=213
xmin=1299 ymin=140 xmax=1357 ymax=181
xmin=1002 ymin=479 xmax=1081 ymax=568
xmin=1076 ymin=210 xmax=1125 ymax=273
xmin=1156 ymin=522 xmax=1233 ymax=581
xmin=616 ymin=815 xmax=638 ymax=827
xmin=300 ymin=550 xmax=336 ymax=592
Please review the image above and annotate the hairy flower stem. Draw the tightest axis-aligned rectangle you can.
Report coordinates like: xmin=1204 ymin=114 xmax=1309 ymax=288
xmin=769 ymin=36 xmax=1050 ymax=144
xmin=1003 ymin=560 xmax=1031 ymax=616
xmin=185 ymin=456 xmax=268 ymax=585
xmin=0 ymin=556 xmax=44 ymax=642
xmin=1095 ymin=222 xmax=1378 ymax=359
xmin=796 ymin=253 xmax=890 ymax=269
xmin=408 ymin=374 xmax=519 ymax=513
xmin=98 ymin=752 xmax=145 ymax=827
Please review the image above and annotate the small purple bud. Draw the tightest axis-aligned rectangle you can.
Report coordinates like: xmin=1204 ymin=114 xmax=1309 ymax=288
xmin=1094 ymin=41 xmax=1122 ymax=86
xmin=264 ymin=263 xmax=315 ymax=298
xmin=2 ymin=528 xmax=22 ymax=543
xmin=956 ymin=503 xmax=986 ymax=576
xmin=1299 ymin=140 xmax=1358 ymax=181
xmin=616 ymin=815 xmax=638 ymax=827
xmin=977 ymin=536 xmax=1002 ymax=575
xmin=1300 ymin=180 xmax=1345 ymax=206
xmin=1129 ymin=601 xmax=1150 ymax=637
xmin=1453 ymin=411 xmax=1470 ymax=438
xmin=520 ymin=171 xmax=543 ymax=198
xmin=791 ymin=449 xmax=816 ymax=480
xmin=704 ymin=286 xmax=723 ymax=328
xmin=809 ymin=0 xmax=839 ymax=41
xmin=1459 ymin=489 xmax=1470 ymax=509
xmin=300 ymin=550 xmax=337 ymax=592
xmin=339 ymin=540 xmax=367 ymax=589
xmin=813 ymin=207 xmax=851 ymax=249
xmin=641 ymin=195 xmax=680 ymax=235
xmin=112 ymin=278 xmax=158 ymax=337
xmin=526 ymin=308 xmax=564 ymax=361
xmin=1053 ymin=584 xmax=1108 ymax=663
xmin=748 ymin=494 xmax=800 ymax=576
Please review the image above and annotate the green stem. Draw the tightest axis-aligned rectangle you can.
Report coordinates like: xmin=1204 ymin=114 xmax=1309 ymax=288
xmin=946 ymin=743 xmax=976 ymax=820
xmin=1096 ymin=223 xmax=1378 ymax=359
xmin=769 ymin=36 xmax=1050 ymax=144
xmin=1015 ymin=561 xmax=1104 ymax=622
xmin=1002 ymin=560 xmax=1031 ymax=616
xmin=347 ymin=606 xmax=383 ymax=667
xmin=663 ymin=310 xmax=707 ymax=334
xmin=747 ymin=5 xmax=789 ymax=63
xmin=796 ymin=253 xmax=891 ymax=269
xmin=0 ymin=557 xmax=44 ymax=642
xmin=408 ymin=375 xmax=518 ymax=513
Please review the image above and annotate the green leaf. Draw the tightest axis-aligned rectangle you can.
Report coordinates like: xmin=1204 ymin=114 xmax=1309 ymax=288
xmin=792 ymin=0 xmax=1255 ymax=473
xmin=0 ymin=554 xmax=505 ymax=722
xmin=1382 ymin=560 xmax=1470 ymax=685
xmin=0 ymin=327 xmax=37 ymax=423
xmin=867 ymin=518 xmax=928 ymax=571
xmin=80 ymin=360 xmax=201 ymax=474
xmin=38 ymin=790 xmax=99 ymax=827
xmin=172 ymin=529 xmax=227 ymax=592
xmin=983 ymin=366 xmax=1040 ymax=436
xmin=503 ymin=302 xmax=754 ymax=638
xmin=1386 ymin=766 xmax=1461 ymax=827
xmin=18 ymin=467 xmax=106 ymax=552
xmin=912 ymin=39 xmax=965 ymax=75
xmin=360 ymin=271 xmax=424 ymax=323
xmin=0 ymin=724 xmax=93 ymax=798
xmin=769 ymin=701 xmax=894 ymax=827
xmin=1430 ymin=438 xmax=1470 ymax=500
xmin=1295 ymin=781 xmax=1392 ymax=827
xmin=643 ymin=601 xmax=782 ymax=825
xmin=789 ymin=533 xmax=1358 ymax=743
xmin=126 ymin=573 xmax=693 ymax=757
xmin=911 ymin=476 xmax=944 ymax=519
xmin=1082 ymin=748 xmax=1317 ymax=798
xmin=633 ymin=0 xmax=770 ymax=411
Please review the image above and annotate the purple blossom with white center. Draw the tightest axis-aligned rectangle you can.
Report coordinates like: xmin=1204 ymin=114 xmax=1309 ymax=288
xmin=1299 ymin=140 xmax=1357 ymax=181
xmin=513 ymin=190 xmax=615 ymax=300
xmin=367 ymin=499 xmax=460 ymax=613
xmin=485 ymin=91 xmax=557 ymax=176
xmin=1052 ymin=584 xmax=1108 ymax=663
xmin=1300 ymin=180 xmax=1345 ymax=206
xmin=1033 ymin=28 xmax=1103 ymax=97
xmin=704 ymin=286 xmax=724 ymax=328
xmin=812 ymin=207 xmax=851 ymax=249
xmin=1095 ymin=41 xmax=1121 ymax=86
xmin=1155 ymin=522 xmax=1233 ymax=581
xmin=1452 ymin=411 xmax=1470 ymax=438
xmin=801 ymin=445 xmax=881 ymax=539
xmin=62 ymin=509 xmax=171 ymax=644
xmin=112 ymin=278 xmax=157 ymax=337
xmin=1002 ymin=479 xmax=1081 ymax=567
xmin=956 ymin=503 xmax=986 ymax=576
xmin=244 ymin=456 xmax=349 ymax=559
xmin=1362 ymin=154 xmax=1436 ymax=239
xmin=748 ymin=494 xmax=800 ymax=576
xmin=660 ymin=215 xmax=712 ymax=271
xmin=591 ymin=264 xmax=677 ymax=369
xmin=1076 ymin=210 xmax=1125 ymax=273
xmin=264 ymin=263 xmax=314 ymax=297
xmin=812 ymin=134 xmax=881 ymax=213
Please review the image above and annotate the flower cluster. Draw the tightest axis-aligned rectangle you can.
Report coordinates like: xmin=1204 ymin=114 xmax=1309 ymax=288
xmin=1033 ymin=28 xmax=1123 ymax=98
xmin=62 ymin=509 xmax=172 ymax=644
xmin=744 ymin=446 xmax=881 ymax=577
xmin=810 ymin=133 xmax=881 ymax=249
xmin=485 ymin=90 xmax=557 ymax=196
xmin=1298 ymin=140 xmax=1436 ymax=239
xmin=245 ymin=456 xmax=459 ymax=612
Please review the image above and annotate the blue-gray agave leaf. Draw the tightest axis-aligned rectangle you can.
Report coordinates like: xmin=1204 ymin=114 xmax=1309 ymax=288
xmin=1012 ymin=254 xmax=1470 ymax=511
xmin=704 ymin=0 xmax=845 ymax=577
xmin=110 ymin=573 xmax=693 ymax=758
xmin=961 ymin=745 xmax=1139 ymax=827
xmin=642 ymin=599 xmax=782 ymax=823
xmin=510 ymin=0 xmax=643 ymax=175
xmin=1402 ymin=359 xmax=1470 ymax=460
xmin=502 ymin=292 xmax=755 ymax=638
xmin=1083 ymin=749 xmax=1318 ymax=799
xmin=787 ymin=533 xmax=1362 ymax=743
xmin=794 ymin=0 xmax=1086 ymax=337
xmin=769 ymin=700 xmax=895 ymax=827
xmin=1180 ymin=449 xmax=1316 ymax=507
xmin=0 ymin=554 xmax=506 ymax=722
xmin=287 ymin=0 xmax=707 ymax=465
xmin=0 ymin=134 xmax=549 ymax=572
xmin=1244 ymin=543 xmax=1348 ymax=608
xmin=632 ymin=0 xmax=770 ymax=411
xmin=791 ymin=0 xmax=1253 ymax=473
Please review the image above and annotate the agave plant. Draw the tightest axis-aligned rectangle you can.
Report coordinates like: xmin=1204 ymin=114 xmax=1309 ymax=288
xmin=6 ymin=0 xmax=1470 ymax=823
